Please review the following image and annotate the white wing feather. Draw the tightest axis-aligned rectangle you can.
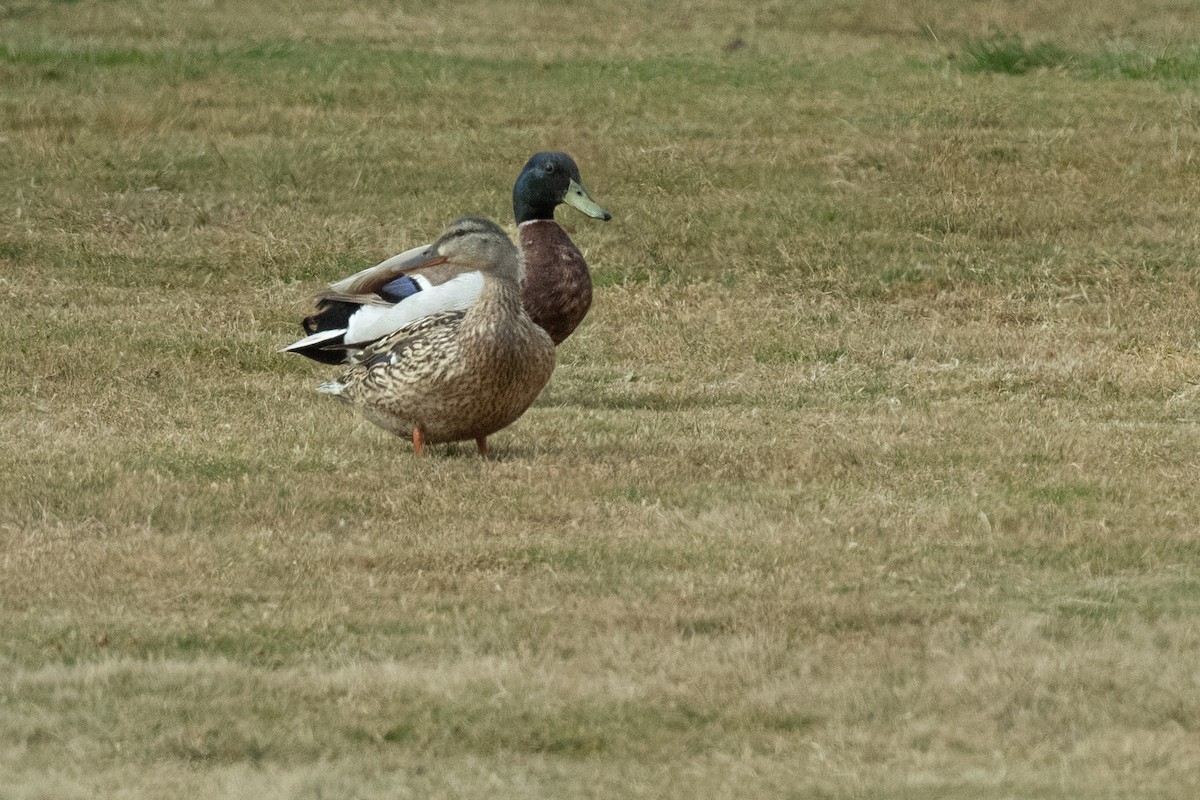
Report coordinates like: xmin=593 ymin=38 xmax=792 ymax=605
xmin=343 ymin=270 xmax=484 ymax=344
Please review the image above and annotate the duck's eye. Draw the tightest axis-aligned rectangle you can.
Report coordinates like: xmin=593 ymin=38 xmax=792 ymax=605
xmin=544 ymin=162 xmax=556 ymax=175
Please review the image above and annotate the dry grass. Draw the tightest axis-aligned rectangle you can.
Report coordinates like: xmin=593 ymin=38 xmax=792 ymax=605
xmin=4 ymin=1 xmax=1200 ymax=797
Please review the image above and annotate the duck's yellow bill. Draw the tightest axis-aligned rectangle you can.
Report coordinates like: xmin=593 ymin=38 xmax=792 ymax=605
xmin=563 ymin=178 xmax=612 ymax=221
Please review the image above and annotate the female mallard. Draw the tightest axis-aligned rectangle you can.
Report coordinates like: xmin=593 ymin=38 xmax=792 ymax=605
xmin=313 ymin=216 xmax=555 ymax=456
xmin=282 ymin=152 xmax=609 ymax=363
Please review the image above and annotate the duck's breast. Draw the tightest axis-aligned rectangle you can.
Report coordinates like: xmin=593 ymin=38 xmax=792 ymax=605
xmin=518 ymin=220 xmax=592 ymax=345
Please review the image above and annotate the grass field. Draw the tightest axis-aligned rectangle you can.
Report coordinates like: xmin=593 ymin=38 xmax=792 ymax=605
xmin=4 ymin=1 xmax=1200 ymax=797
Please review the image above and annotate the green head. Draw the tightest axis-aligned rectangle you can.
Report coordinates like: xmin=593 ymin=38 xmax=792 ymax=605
xmin=513 ymin=152 xmax=612 ymax=225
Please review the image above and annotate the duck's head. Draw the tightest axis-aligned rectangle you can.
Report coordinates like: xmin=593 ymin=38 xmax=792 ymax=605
xmin=513 ymin=152 xmax=612 ymax=225
xmin=427 ymin=216 xmax=521 ymax=284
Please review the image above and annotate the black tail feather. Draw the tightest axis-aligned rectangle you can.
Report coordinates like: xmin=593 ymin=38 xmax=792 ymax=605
xmin=302 ymin=299 xmax=358 ymax=336
xmin=288 ymin=299 xmax=362 ymax=364
xmin=287 ymin=332 xmax=350 ymax=364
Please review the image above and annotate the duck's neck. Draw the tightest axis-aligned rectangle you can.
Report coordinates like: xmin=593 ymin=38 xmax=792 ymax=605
xmin=460 ymin=275 xmax=532 ymax=363
xmin=469 ymin=273 xmax=525 ymax=322
xmin=514 ymin=197 xmax=558 ymax=224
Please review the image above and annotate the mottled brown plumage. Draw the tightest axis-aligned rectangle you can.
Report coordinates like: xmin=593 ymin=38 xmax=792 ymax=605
xmin=317 ymin=217 xmax=555 ymax=454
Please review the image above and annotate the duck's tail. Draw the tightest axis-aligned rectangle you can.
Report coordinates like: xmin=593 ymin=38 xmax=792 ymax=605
xmin=278 ymin=296 xmax=364 ymax=364
xmin=279 ymin=328 xmax=349 ymax=364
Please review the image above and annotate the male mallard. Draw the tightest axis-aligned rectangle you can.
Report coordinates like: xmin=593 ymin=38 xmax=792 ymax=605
xmin=312 ymin=216 xmax=555 ymax=456
xmin=512 ymin=151 xmax=611 ymax=344
xmin=282 ymin=152 xmax=609 ymax=364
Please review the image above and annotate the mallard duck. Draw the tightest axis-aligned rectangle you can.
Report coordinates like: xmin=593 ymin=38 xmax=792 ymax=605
xmin=282 ymin=152 xmax=609 ymax=364
xmin=313 ymin=216 xmax=555 ymax=456
xmin=513 ymin=151 xmax=611 ymax=344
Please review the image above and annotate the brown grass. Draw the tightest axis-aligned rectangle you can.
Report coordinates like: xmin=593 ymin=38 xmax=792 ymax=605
xmin=3 ymin=1 xmax=1200 ymax=797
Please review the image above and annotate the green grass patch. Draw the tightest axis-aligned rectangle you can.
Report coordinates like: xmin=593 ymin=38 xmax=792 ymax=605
xmin=961 ymin=35 xmax=1073 ymax=75
xmin=960 ymin=35 xmax=1200 ymax=83
xmin=1087 ymin=44 xmax=1200 ymax=81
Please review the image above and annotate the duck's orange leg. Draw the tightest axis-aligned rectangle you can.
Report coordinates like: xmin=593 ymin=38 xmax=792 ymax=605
xmin=475 ymin=436 xmax=489 ymax=457
xmin=412 ymin=428 xmax=426 ymax=457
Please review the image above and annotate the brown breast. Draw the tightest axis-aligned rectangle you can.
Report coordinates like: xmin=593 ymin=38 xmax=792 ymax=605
xmin=518 ymin=220 xmax=592 ymax=345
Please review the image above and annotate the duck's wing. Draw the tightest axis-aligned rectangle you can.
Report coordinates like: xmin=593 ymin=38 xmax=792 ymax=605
xmin=282 ymin=244 xmax=484 ymax=363
xmin=330 ymin=243 xmax=482 ymax=297
xmin=337 ymin=270 xmax=483 ymax=345
xmin=316 ymin=309 xmax=467 ymax=398
xmin=329 ymin=243 xmax=426 ymax=294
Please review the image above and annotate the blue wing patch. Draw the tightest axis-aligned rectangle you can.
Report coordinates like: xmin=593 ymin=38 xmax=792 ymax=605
xmin=380 ymin=275 xmax=423 ymax=303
